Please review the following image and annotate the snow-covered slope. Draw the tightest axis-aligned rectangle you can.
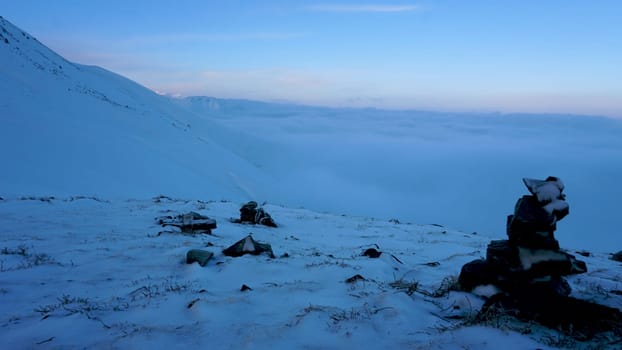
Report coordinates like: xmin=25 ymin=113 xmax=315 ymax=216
xmin=0 ymin=16 xmax=268 ymax=200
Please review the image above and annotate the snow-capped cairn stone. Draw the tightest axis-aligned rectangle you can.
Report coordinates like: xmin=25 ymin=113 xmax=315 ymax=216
xmin=233 ymin=201 xmax=278 ymax=227
xmin=459 ymin=176 xmax=586 ymax=297
xmin=522 ymin=176 xmax=569 ymax=221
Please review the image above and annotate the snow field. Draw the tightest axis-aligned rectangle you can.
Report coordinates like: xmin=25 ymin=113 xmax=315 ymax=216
xmin=1 ymin=197 xmax=620 ymax=348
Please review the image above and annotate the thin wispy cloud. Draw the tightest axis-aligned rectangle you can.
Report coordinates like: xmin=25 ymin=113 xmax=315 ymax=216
xmin=307 ymin=4 xmax=418 ymax=13
xmin=121 ymin=32 xmax=305 ymax=46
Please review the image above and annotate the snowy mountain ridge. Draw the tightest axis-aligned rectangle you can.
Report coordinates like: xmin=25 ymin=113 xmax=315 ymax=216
xmin=0 ymin=16 xmax=272 ymax=201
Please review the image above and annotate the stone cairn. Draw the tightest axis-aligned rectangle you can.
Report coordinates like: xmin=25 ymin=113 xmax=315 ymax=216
xmin=459 ymin=176 xmax=586 ymax=300
xmin=232 ymin=201 xmax=278 ymax=227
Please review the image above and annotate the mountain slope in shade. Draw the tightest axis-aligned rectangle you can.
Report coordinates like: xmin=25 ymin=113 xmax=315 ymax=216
xmin=0 ymin=16 xmax=268 ymax=200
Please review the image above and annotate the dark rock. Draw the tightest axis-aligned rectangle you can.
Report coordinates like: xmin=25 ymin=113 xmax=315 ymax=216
xmin=547 ymin=276 xmax=572 ymax=297
xmin=156 ymin=215 xmax=173 ymax=223
xmin=509 ymin=196 xmax=557 ymax=234
xmin=568 ymin=253 xmax=588 ymax=274
xmin=423 ymin=262 xmax=440 ymax=267
xmin=186 ymin=298 xmax=201 ymax=309
xmin=186 ymin=249 xmax=214 ymax=267
xmin=187 ymin=298 xmax=200 ymax=308
xmin=239 ymin=201 xmax=258 ymax=223
xmin=575 ymin=250 xmax=590 ymax=257
xmin=509 ymin=276 xmax=572 ymax=298
xmin=611 ymin=251 xmax=622 ymax=262
xmin=256 ymin=208 xmax=277 ymax=227
xmin=390 ymin=254 xmax=404 ymax=264
xmin=345 ymin=274 xmax=366 ymax=283
xmin=481 ymin=293 xmax=622 ymax=340
xmin=237 ymin=201 xmax=278 ymax=227
xmin=362 ymin=248 xmax=382 ymax=258
xmin=222 ymin=234 xmax=275 ymax=258
xmin=157 ymin=212 xmax=217 ymax=234
xmin=458 ymin=259 xmax=497 ymax=291
xmin=517 ymin=249 xmax=586 ymax=278
xmin=464 ymin=247 xmax=585 ymax=293
xmin=507 ymin=215 xmax=559 ymax=250
xmin=240 ymin=284 xmax=252 ymax=292
xmin=486 ymin=240 xmax=520 ymax=270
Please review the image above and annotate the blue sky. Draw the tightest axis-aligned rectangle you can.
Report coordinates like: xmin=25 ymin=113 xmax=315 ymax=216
xmin=4 ymin=1 xmax=622 ymax=116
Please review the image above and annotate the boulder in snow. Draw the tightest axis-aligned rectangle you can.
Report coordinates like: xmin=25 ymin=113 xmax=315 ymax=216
xmin=610 ymin=251 xmax=622 ymax=262
xmin=186 ymin=249 xmax=214 ymax=267
xmin=157 ymin=212 xmax=217 ymax=234
xmin=362 ymin=247 xmax=382 ymax=258
xmin=458 ymin=259 xmax=497 ymax=292
xmin=345 ymin=274 xmax=366 ymax=283
xmin=234 ymin=201 xmax=278 ymax=227
xmin=239 ymin=201 xmax=259 ymax=222
xmin=222 ymin=234 xmax=275 ymax=258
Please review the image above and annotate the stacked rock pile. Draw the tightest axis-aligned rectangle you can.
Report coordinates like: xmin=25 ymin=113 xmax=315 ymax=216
xmin=233 ymin=201 xmax=278 ymax=227
xmin=156 ymin=211 xmax=217 ymax=234
xmin=459 ymin=176 xmax=586 ymax=298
